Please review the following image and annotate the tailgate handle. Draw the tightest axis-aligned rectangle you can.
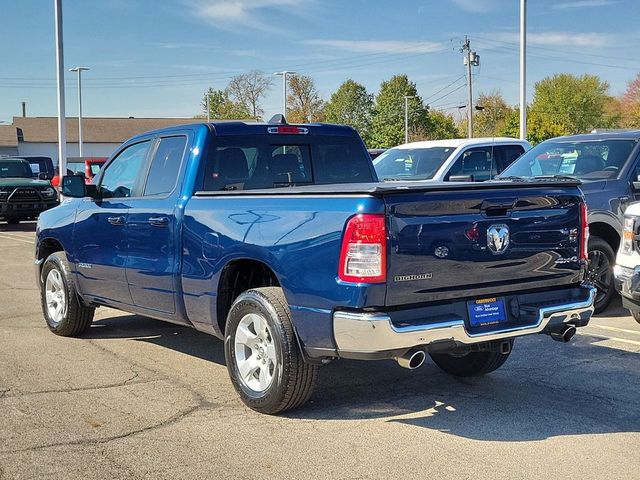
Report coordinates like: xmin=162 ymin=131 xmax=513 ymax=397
xmin=481 ymin=199 xmax=516 ymax=213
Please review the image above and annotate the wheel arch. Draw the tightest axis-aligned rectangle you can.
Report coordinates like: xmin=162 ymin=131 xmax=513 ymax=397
xmin=215 ymin=257 xmax=281 ymax=336
xmin=35 ymin=237 xmax=67 ymax=282
xmin=589 ymin=221 xmax=620 ymax=251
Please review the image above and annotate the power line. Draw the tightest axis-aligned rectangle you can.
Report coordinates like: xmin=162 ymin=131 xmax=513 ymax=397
xmin=428 ymin=83 xmax=467 ymax=105
xmin=423 ymin=75 xmax=466 ymax=101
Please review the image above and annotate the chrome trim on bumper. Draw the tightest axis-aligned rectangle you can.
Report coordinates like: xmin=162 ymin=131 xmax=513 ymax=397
xmin=333 ymin=287 xmax=596 ymax=354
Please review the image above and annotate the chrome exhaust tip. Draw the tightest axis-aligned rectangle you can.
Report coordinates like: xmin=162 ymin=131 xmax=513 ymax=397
xmin=395 ymin=349 xmax=426 ymax=370
xmin=549 ymin=325 xmax=577 ymax=343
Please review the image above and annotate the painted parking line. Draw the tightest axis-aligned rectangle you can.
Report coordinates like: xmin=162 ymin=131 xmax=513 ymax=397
xmin=0 ymin=232 xmax=35 ymax=245
xmin=589 ymin=324 xmax=640 ymax=337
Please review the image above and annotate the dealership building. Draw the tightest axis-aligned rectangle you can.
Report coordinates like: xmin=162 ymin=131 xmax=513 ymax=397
xmin=0 ymin=116 xmax=201 ymax=162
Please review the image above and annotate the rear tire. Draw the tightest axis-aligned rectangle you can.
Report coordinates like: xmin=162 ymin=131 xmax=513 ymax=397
xmin=6 ymin=218 xmax=20 ymax=225
xmin=40 ymin=252 xmax=94 ymax=336
xmin=429 ymin=340 xmax=513 ymax=377
xmin=587 ymin=236 xmax=616 ymax=314
xmin=224 ymin=287 xmax=318 ymax=414
xmin=630 ymin=310 xmax=640 ymax=324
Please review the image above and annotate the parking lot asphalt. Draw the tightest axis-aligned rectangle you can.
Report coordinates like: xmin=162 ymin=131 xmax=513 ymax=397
xmin=0 ymin=223 xmax=638 ymax=480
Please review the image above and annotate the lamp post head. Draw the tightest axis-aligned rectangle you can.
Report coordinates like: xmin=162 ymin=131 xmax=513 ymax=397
xmin=69 ymin=66 xmax=90 ymax=72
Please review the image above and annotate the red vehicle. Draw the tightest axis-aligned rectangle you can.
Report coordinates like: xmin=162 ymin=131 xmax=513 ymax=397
xmin=51 ymin=157 xmax=107 ymax=187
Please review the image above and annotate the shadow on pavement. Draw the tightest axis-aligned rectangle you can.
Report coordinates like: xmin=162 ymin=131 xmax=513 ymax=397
xmin=87 ymin=314 xmax=226 ymax=365
xmin=594 ymin=296 xmax=629 ymax=318
xmin=86 ymin=312 xmax=640 ymax=442
xmin=0 ymin=221 xmax=37 ymax=233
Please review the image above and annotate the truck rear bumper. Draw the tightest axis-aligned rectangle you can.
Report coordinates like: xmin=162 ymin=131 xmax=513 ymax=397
xmin=333 ymin=285 xmax=596 ymax=359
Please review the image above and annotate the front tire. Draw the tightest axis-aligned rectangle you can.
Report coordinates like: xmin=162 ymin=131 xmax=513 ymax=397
xmin=587 ymin=236 xmax=616 ymax=314
xmin=630 ymin=310 xmax=640 ymax=324
xmin=40 ymin=252 xmax=94 ymax=336
xmin=429 ymin=340 xmax=513 ymax=377
xmin=224 ymin=287 xmax=318 ymax=414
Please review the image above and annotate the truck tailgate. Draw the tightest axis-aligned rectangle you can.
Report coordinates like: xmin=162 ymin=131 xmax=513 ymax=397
xmin=384 ymin=186 xmax=584 ymax=307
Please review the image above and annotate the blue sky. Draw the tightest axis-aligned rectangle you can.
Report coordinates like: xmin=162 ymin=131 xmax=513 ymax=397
xmin=1 ymin=0 xmax=639 ymax=123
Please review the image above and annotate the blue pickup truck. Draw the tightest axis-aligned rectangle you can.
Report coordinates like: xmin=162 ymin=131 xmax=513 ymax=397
xmin=36 ymin=119 xmax=595 ymax=414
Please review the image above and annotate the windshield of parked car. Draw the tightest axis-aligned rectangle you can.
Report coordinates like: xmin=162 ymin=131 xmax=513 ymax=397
xmin=499 ymin=139 xmax=637 ymax=180
xmin=373 ymin=146 xmax=455 ymax=180
xmin=0 ymin=159 xmax=34 ymax=178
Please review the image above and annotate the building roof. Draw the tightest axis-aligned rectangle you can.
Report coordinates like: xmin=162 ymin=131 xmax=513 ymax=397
xmin=0 ymin=126 xmax=18 ymax=147
xmin=8 ymin=116 xmax=203 ymax=144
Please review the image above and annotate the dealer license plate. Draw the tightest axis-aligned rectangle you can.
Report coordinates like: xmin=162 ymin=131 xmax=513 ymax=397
xmin=467 ymin=298 xmax=507 ymax=327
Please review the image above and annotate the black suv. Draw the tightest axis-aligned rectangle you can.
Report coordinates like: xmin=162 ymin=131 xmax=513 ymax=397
xmin=0 ymin=158 xmax=59 ymax=225
xmin=499 ymin=130 xmax=640 ymax=313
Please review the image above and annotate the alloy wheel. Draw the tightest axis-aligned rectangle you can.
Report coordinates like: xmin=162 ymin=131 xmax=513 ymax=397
xmin=233 ymin=313 xmax=278 ymax=393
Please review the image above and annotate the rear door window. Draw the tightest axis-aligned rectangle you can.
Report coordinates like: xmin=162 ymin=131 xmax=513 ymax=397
xmin=143 ymin=136 xmax=187 ymax=196
xmin=447 ymin=147 xmax=494 ymax=181
xmin=493 ymin=145 xmax=525 ymax=176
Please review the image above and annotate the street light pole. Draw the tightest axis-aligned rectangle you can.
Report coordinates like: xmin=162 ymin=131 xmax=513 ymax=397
xmin=274 ymin=71 xmax=296 ymax=118
xmin=54 ymin=0 xmax=67 ymax=183
xmin=404 ymin=95 xmax=415 ymax=144
xmin=519 ymin=0 xmax=527 ymax=140
xmin=69 ymin=66 xmax=89 ymax=157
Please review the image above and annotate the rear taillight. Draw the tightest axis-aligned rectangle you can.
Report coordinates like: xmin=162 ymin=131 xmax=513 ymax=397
xmin=580 ymin=202 xmax=589 ymax=261
xmin=622 ymin=216 xmax=636 ymax=254
xmin=338 ymin=214 xmax=386 ymax=283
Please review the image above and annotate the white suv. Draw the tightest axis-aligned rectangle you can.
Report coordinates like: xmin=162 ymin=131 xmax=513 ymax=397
xmin=373 ymin=137 xmax=531 ymax=182
xmin=614 ymin=201 xmax=640 ymax=323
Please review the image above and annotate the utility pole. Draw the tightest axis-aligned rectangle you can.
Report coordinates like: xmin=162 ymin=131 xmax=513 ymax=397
xmin=519 ymin=0 xmax=527 ymax=140
xmin=54 ymin=0 xmax=67 ymax=184
xmin=69 ymin=66 xmax=89 ymax=157
xmin=206 ymin=91 xmax=210 ymax=122
xmin=274 ymin=71 xmax=296 ymax=118
xmin=461 ymin=36 xmax=479 ymax=139
xmin=403 ymin=95 xmax=415 ymax=144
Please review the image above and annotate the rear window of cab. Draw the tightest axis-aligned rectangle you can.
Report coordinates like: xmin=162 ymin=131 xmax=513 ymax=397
xmin=200 ymin=135 xmax=374 ymax=191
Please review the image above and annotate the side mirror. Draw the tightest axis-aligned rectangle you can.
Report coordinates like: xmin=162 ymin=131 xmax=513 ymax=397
xmin=61 ymin=175 xmax=99 ymax=198
xmin=37 ymin=172 xmax=49 ymax=181
xmin=633 ymin=175 xmax=640 ymax=191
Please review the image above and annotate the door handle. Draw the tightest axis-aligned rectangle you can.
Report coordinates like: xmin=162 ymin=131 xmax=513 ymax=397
xmin=107 ymin=216 xmax=125 ymax=226
xmin=148 ymin=216 xmax=169 ymax=227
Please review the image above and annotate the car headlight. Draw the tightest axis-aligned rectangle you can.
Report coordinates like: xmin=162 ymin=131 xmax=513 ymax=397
xmin=41 ymin=187 xmax=56 ymax=198
xmin=622 ymin=216 xmax=637 ymax=254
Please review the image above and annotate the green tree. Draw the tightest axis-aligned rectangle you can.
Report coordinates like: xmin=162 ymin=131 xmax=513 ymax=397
xmin=227 ymin=70 xmax=273 ymax=121
xmin=370 ymin=74 xmax=432 ymax=148
xmin=201 ymin=88 xmax=252 ymax=120
xmin=529 ymin=73 xmax=615 ymax=134
xmin=473 ymin=91 xmax=516 ymax=137
xmin=498 ymin=108 xmax=569 ymax=145
xmin=427 ymin=110 xmax=460 ymax=139
xmin=324 ymin=79 xmax=374 ymax=144
xmin=287 ymin=74 xmax=325 ymax=123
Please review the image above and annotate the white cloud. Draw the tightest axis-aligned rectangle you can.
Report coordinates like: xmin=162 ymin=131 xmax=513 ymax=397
xmin=303 ymin=39 xmax=446 ymax=54
xmin=451 ymin=0 xmax=499 ymax=12
xmin=187 ymin=0 xmax=307 ymax=32
xmin=492 ymin=31 xmax=614 ymax=48
xmin=554 ymin=0 xmax=617 ymax=9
